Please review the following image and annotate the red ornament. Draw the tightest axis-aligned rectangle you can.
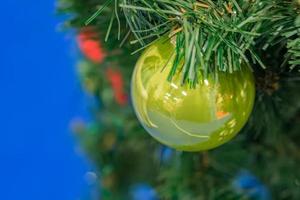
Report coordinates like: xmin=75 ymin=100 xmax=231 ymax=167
xmin=106 ymin=68 xmax=128 ymax=106
xmin=77 ymin=27 xmax=106 ymax=63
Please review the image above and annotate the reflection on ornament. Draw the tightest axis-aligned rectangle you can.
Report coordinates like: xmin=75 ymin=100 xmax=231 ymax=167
xmin=216 ymin=111 xmax=229 ymax=119
xmin=131 ymin=36 xmax=255 ymax=151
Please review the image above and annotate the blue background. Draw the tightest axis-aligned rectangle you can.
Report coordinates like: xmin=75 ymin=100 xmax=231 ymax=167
xmin=0 ymin=1 xmax=92 ymax=199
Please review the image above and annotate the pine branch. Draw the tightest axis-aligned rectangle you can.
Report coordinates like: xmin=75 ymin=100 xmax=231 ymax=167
xmin=59 ymin=1 xmax=300 ymax=198
xmin=83 ymin=0 xmax=299 ymax=85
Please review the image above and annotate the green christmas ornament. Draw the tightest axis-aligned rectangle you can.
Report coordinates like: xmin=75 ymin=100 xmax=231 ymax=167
xmin=131 ymin=36 xmax=255 ymax=152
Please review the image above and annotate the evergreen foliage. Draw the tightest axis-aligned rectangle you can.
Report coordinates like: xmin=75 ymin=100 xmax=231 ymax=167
xmin=58 ymin=0 xmax=300 ymax=199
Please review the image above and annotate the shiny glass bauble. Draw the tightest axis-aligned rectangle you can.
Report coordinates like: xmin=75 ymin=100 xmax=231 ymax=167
xmin=131 ymin=36 xmax=255 ymax=151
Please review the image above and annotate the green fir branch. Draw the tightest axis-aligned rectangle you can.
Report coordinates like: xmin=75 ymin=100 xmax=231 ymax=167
xmin=85 ymin=0 xmax=298 ymax=84
xmin=58 ymin=0 xmax=300 ymax=199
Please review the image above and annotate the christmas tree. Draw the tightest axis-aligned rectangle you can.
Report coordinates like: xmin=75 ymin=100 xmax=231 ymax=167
xmin=58 ymin=1 xmax=300 ymax=199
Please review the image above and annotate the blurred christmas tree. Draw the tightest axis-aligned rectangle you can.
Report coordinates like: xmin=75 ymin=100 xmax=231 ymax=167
xmin=58 ymin=1 xmax=300 ymax=199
